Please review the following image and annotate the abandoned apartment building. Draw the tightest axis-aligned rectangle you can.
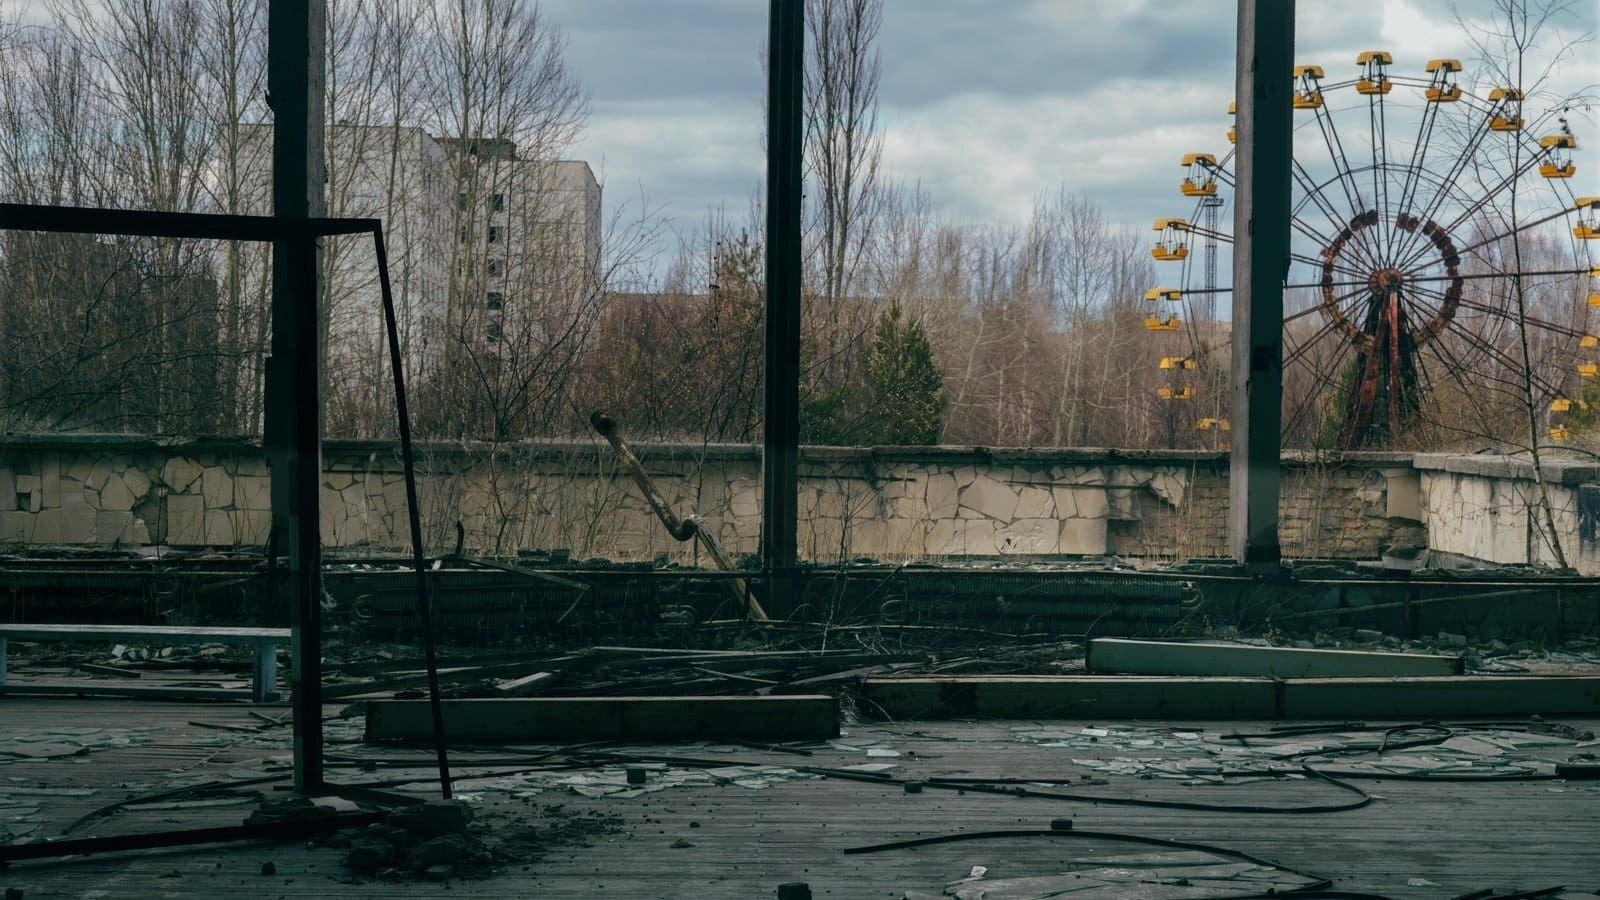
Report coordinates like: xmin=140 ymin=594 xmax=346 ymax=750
xmin=2 ymin=0 xmax=1600 ymax=897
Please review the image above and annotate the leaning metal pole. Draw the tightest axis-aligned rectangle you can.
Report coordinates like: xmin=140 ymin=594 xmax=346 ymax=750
xmin=1228 ymin=0 xmax=1294 ymax=571
xmin=268 ymin=0 xmax=328 ymax=793
xmin=762 ymin=0 xmax=804 ymax=613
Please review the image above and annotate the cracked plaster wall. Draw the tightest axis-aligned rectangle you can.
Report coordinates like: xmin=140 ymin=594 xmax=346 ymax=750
xmin=0 ymin=438 xmax=1428 ymax=563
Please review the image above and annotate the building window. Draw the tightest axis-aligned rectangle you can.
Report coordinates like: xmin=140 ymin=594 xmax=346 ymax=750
xmin=457 ymin=192 xmax=468 ymax=211
xmin=491 ymin=193 xmax=504 ymax=212
xmin=458 ymin=226 xmax=468 ymax=244
xmin=488 ymin=226 xmax=501 ymax=244
xmin=486 ymin=291 xmax=503 ymax=310
xmin=486 ymin=322 xmax=503 ymax=340
xmin=487 ymin=259 xmax=502 ymax=277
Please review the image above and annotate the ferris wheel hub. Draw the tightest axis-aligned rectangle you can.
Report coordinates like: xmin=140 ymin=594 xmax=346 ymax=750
xmin=1367 ymin=267 xmax=1406 ymax=295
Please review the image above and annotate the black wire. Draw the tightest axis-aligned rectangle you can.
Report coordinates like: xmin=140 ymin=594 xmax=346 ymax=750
xmin=921 ymin=765 xmax=1370 ymax=815
xmin=565 ymin=749 xmax=1372 ymax=816
xmin=840 ymin=824 xmax=1333 ymax=891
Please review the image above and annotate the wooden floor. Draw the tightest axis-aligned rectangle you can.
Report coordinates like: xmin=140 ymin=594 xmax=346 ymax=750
xmin=1 ymin=697 xmax=1598 ymax=898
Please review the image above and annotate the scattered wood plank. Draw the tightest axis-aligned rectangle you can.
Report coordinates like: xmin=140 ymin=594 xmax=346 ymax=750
xmin=322 ymin=659 xmax=574 ymax=699
xmin=77 ymin=662 xmax=142 ymax=679
xmin=364 ymin=695 xmax=840 ymax=743
xmin=494 ymin=671 xmax=557 ymax=697
xmin=1086 ymin=638 xmax=1464 ymax=678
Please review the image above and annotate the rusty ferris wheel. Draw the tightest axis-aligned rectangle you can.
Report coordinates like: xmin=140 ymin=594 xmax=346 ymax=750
xmin=1145 ymin=51 xmax=1600 ymax=449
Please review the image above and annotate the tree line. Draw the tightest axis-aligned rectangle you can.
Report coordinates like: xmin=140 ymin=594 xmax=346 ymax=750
xmin=1 ymin=0 xmax=1591 ymax=454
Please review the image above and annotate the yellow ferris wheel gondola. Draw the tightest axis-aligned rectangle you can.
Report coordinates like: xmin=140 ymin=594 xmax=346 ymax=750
xmin=1144 ymin=287 xmax=1182 ymax=303
xmin=1581 ymin=334 xmax=1599 ymax=348
xmin=1293 ymin=65 xmax=1324 ymax=109
xmin=1488 ymin=87 xmax=1524 ymax=132
xmin=1539 ymin=133 xmax=1577 ymax=179
xmin=1196 ymin=417 xmax=1230 ymax=432
xmin=1157 ymin=385 xmax=1195 ymax=400
xmin=1152 ymin=217 xmax=1190 ymax=261
xmin=1355 ymin=50 xmax=1393 ymax=95
xmin=1160 ymin=356 xmax=1197 ymax=370
xmin=1424 ymin=58 xmax=1463 ymax=102
xmin=1144 ymin=314 xmax=1181 ymax=331
xmin=1579 ymin=363 xmax=1599 ymax=378
xmin=1180 ymin=153 xmax=1218 ymax=197
xmin=1226 ymin=100 xmax=1236 ymax=144
xmin=1575 ymin=197 xmax=1600 ymax=239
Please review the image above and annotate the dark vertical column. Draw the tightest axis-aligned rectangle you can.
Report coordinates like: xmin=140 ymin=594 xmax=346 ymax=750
xmin=762 ymin=0 xmax=803 ymax=606
xmin=267 ymin=0 xmax=327 ymax=793
xmin=1228 ymin=0 xmax=1294 ymax=570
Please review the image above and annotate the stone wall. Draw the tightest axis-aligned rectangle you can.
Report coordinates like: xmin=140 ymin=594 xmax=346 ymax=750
xmin=1415 ymin=454 xmax=1600 ymax=575
xmin=0 ymin=435 xmax=1425 ymax=563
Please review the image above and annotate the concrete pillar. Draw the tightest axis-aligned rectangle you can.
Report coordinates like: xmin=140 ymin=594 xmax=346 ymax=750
xmin=267 ymin=0 xmax=327 ymax=793
xmin=761 ymin=0 xmax=804 ymax=610
xmin=1228 ymin=0 xmax=1295 ymax=570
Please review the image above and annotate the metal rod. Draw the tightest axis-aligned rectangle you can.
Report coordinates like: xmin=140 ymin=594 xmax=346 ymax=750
xmin=0 ymin=202 xmax=376 ymax=241
xmin=372 ymin=229 xmax=452 ymax=799
xmin=762 ymin=0 xmax=804 ymax=610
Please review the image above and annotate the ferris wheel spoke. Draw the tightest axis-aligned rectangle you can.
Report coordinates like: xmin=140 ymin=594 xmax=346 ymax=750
xmin=1390 ymin=112 xmax=1499 ymax=266
xmin=1405 ymin=280 xmax=1590 ymax=341
xmin=1417 ymin=336 xmax=1523 ymax=434
xmin=1369 ymin=91 xmax=1397 ymax=256
xmin=1396 ymin=149 xmax=1552 ymax=272
xmin=1293 ymin=161 xmax=1389 ymax=271
xmin=1286 ymin=282 xmax=1370 ymax=325
xmin=1311 ymin=104 xmax=1392 ymax=265
xmin=1432 ymin=317 xmax=1567 ymax=398
xmin=1283 ymin=316 xmax=1347 ymax=367
xmin=1409 ymin=205 xmax=1585 ymax=275
xmin=1398 ymin=267 xmax=1591 ymax=288
xmin=1283 ymin=336 xmax=1356 ymax=443
xmin=1392 ymin=87 xmax=1446 ymax=237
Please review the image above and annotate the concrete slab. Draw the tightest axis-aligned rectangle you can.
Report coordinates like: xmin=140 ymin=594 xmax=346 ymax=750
xmin=365 ymin=695 xmax=841 ymax=743
xmin=1086 ymin=638 xmax=1464 ymax=678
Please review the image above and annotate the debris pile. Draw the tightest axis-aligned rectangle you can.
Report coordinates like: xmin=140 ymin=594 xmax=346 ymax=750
xmin=319 ymin=798 xmax=622 ymax=882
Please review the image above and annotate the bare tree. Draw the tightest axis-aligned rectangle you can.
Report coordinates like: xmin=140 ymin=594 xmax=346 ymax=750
xmin=196 ymin=0 xmax=268 ymax=434
xmin=805 ymin=0 xmax=882 ymax=306
xmin=1454 ymin=0 xmax=1596 ymax=568
xmin=799 ymin=0 xmax=884 ymax=415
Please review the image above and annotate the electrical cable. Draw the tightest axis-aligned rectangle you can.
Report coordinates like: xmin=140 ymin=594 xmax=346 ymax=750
xmin=564 ymin=750 xmax=1372 ymax=815
xmin=840 ymin=822 xmax=1334 ymax=891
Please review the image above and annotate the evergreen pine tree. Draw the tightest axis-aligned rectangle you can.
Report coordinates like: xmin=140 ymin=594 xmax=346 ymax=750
xmin=864 ymin=303 xmax=945 ymax=444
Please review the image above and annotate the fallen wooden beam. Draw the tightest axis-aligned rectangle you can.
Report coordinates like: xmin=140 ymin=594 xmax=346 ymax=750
xmin=365 ymin=695 xmax=840 ymax=743
xmin=862 ymin=676 xmax=1278 ymax=719
xmin=862 ymin=675 xmax=1600 ymax=720
xmin=1086 ymin=638 xmax=1464 ymax=678
xmin=321 ymin=659 xmax=572 ymax=699
xmin=78 ymin=662 xmax=143 ymax=679
xmin=0 ymin=683 xmax=258 ymax=702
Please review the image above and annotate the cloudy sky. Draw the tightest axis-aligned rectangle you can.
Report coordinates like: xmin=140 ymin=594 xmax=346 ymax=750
xmin=545 ymin=0 xmax=1598 ymax=256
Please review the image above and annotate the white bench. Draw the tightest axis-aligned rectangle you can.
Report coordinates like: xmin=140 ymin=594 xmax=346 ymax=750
xmin=0 ymin=624 xmax=290 ymax=702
